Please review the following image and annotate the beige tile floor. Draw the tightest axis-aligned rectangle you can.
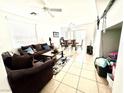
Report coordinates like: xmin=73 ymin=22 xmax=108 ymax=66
xmin=40 ymin=47 xmax=112 ymax=93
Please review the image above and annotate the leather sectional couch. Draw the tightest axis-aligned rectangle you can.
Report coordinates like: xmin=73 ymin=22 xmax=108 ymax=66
xmin=18 ymin=43 xmax=52 ymax=60
xmin=1 ymin=43 xmax=55 ymax=93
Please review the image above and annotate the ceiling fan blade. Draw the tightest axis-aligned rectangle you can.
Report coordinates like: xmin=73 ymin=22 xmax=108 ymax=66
xmin=43 ymin=7 xmax=62 ymax=12
xmin=49 ymin=8 xmax=62 ymax=12
xmin=47 ymin=10 xmax=54 ymax=17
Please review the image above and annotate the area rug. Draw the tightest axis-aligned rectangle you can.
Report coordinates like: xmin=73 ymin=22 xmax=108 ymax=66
xmin=53 ymin=57 xmax=70 ymax=75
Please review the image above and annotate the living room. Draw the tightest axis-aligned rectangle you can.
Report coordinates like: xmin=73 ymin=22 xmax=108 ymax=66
xmin=0 ymin=0 xmax=123 ymax=93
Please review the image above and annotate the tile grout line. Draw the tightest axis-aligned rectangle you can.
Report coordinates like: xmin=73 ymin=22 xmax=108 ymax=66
xmin=76 ymin=53 xmax=98 ymax=93
xmin=80 ymin=76 xmax=98 ymax=82
xmin=53 ymin=69 xmax=68 ymax=93
xmin=71 ymin=49 xmax=84 ymax=93
xmin=62 ymin=49 xmax=82 ymax=93
xmin=95 ymin=70 xmax=100 ymax=93
xmin=60 ymin=82 xmax=78 ymax=90
xmin=75 ymin=59 xmax=84 ymax=93
xmin=65 ymin=71 xmax=81 ymax=77
xmin=75 ymin=49 xmax=88 ymax=93
xmin=82 ymin=68 xmax=95 ymax=72
xmin=53 ymin=56 xmax=74 ymax=93
xmin=54 ymin=48 xmax=85 ymax=93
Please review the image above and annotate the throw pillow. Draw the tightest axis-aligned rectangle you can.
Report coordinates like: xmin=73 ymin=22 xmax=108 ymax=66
xmin=9 ymin=51 xmax=14 ymax=56
xmin=42 ymin=43 xmax=51 ymax=50
xmin=12 ymin=54 xmax=33 ymax=70
xmin=21 ymin=45 xmax=32 ymax=50
xmin=18 ymin=48 xmax=29 ymax=55
xmin=24 ymin=47 xmax=34 ymax=54
xmin=34 ymin=44 xmax=42 ymax=51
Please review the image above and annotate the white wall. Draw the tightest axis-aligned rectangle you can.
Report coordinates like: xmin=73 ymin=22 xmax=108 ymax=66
xmin=96 ymin=0 xmax=122 ymax=29
xmin=94 ymin=0 xmax=123 ymax=57
xmin=0 ymin=12 xmax=12 ymax=93
xmin=93 ymin=29 xmax=102 ymax=59
xmin=0 ymin=10 xmax=58 ymax=46
xmin=112 ymin=23 xmax=123 ymax=93
xmin=8 ymin=19 xmax=37 ymax=48
xmin=36 ymin=24 xmax=52 ymax=44
xmin=102 ymin=28 xmax=122 ymax=57
xmin=0 ymin=13 xmax=12 ymax=52
xmin=85 ymin=23 xmax=96 ymax=45
xmin=106 ymin=0 xmax=123 ymax=28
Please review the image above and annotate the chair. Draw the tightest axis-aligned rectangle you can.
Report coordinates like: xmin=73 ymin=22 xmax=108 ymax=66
xmin=60 ymin=37 xmax=65 ymax=47
xmin=71 ymin=39 xmax=77 ymax=50
xmin=64 ymin=40 xmax=69 ymax=48
xmin=77 ymin=40 xmax=83 ymax=49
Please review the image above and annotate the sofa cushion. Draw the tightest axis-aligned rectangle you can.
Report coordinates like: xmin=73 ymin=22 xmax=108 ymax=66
xmin=23 ymin=47 xmax=34 ymax=54
xmin=12 ymin=54 xmax=33 ymax=70
xmin=19 ymin=45 xmax=35 ymax=55
xmin=21 ymin=45 xmax=33 ymax=50
xmin=33 ymin=44 xmax=42 ymax=51
xmin=42 ymin=43 xmax=51 ymax=50
xmin=18 ymin=48 xmax=29 ymax=55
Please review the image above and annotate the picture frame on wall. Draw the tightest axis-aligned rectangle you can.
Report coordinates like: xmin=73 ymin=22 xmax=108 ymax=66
xmin=53 ymin=32 xmax=59 ymax=38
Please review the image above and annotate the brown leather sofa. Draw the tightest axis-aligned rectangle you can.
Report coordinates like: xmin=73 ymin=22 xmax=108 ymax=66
xmin=1 ymin=43 xmax=55 ymax=93
xmin=18 ymin=43 xmax=51 ymax=55
xmin=18 ymin=43 xmax=52 ymax=61
xmin=7 ymin=60 xmax=54 ymax=93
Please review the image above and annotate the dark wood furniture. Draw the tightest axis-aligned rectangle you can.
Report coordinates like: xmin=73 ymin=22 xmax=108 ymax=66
xmin=42 ymin=49 xmax=64 ymax=64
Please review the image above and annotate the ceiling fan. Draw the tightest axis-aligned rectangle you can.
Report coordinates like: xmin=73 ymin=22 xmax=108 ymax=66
xmin=30 ymin=0 xmax=62 ymax=17
xmin=42 ymin=6 xmax=62 ymax=17
xmin=43 ymin=6 xmax=62 ymax=12
xmin=41 ymin=0 xmax=62 ymax=17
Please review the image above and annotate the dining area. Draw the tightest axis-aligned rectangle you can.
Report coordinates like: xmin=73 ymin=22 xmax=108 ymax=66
xmin=60 ymin=38 xmax=83 ymax=50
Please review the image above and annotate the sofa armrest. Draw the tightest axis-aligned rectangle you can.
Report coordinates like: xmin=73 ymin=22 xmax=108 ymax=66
xmin=7 ymin=59 xmax=54 ymax=80
xmin=6 ymin=59 xmax=54 ymax=93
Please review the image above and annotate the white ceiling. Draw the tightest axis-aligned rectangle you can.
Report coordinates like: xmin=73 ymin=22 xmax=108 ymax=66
xmin=0 ymin=0 xmax=97 ymax=25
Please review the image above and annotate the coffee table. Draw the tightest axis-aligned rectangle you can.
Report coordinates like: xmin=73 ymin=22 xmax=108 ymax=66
xmin=42 ymin=50 xmax=62 ymax=61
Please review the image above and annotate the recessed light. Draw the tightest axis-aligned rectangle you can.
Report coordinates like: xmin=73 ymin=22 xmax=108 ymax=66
xmin=30 ymin=12 xmax=37 ymax=15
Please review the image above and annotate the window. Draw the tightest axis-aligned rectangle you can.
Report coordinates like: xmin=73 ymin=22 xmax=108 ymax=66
xmin=8 ymin=19 xmax=37 ymax=48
